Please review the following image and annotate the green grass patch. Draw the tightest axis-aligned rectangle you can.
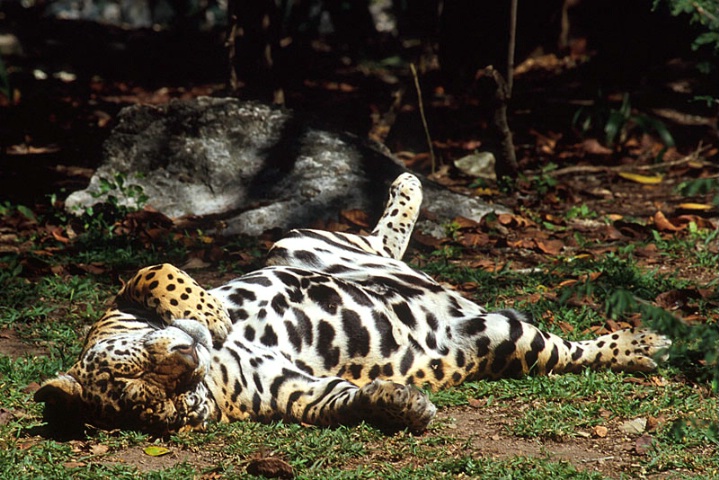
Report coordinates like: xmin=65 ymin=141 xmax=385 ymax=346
xmin=0 ymin=202 xmax=716 ymax=479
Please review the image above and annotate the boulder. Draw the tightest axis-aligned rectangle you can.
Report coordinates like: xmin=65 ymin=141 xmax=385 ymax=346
xmin=66 ymin=97 xmax=506 ymax=236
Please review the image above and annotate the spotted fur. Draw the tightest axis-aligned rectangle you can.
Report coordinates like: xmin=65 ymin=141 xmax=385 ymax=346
xmin=35 ymin=173 xmax=671 ymax=435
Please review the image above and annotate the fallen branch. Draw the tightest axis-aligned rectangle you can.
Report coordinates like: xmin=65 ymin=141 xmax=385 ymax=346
xmin=528 ymin=143 xmax=714 ymax=178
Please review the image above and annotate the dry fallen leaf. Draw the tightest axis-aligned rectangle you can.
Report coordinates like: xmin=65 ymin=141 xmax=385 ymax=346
xmin=619 ymin=418 xmax=647 ymax=435
xmin=144 ymin=445 xmax=170 ymax=457
xmin=593 ymin=425 xmax=608 ymax=438
xmin=0 ymin=408 xmax=14 ymax=426
xmin=605 ymin=319 xmax=632 ymax=331
xmin=246 ymin=456 xmax=294 ymax=479
xmin=582 ymin=138 xmax=613 ymax=155
xmin=453 ymin=216 xmax=482 ymax=229
xmin=340 ymin=209 xmax=370 ymax=228
xmin=497 ymin=213 xmax=534 ymax=228
xmin=618 ymin=172 xmax=663 ymax=185
xmin=459 ymin=232 xmax=491 ymax=248
xmin=50 ymin=227 xmax=70 ymax=244
xmin=22 ymin=382 xmax=41 ymax=394
xmin=507 ymin=238 xmax=536 ymax=250
xmin=536 ymin=239 xmax=564 ymax=255
xmin=412 ymin=232 xmax=446 ymax=249
xmin=635 ymin=434 xmax=654 ymax=455
xmin=557 ymin=321 xmax=575 ymax=334
xmin=6 ymin=144 xmax=62 ymax=155
xmin=90 ymin=444 xmax=110 ymax=456
xmin=677 ymin=202 xmax=713 ymax=211
xmin=653 ymin=211 xmax=683 ymax=232
xmin=199 ymin=470 xmax=225 ymax=480
xmin=646 ymin=415 xmax=665 ymax=431
xmin=75 ymin=263 xmax=108 ymax=275
xmin=467 ymin=259 xmax=503 ymax=272
xmin=181 ymin=257 xmax=211 ymax=270
xmin=468 ymin=398 xmax=483 ymax=408
xmin=674 ymin=214 xmax=715 ymax=229
xmin=650 ymin=377 xmax=668 ymax=388
xmin=634 ymin=243 xmax=659 ymax=258
xmin=530 ymin=128 xmax=560 ymax=154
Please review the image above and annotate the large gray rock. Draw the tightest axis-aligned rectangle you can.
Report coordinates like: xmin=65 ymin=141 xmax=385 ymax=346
xmin=66 ymin=97 xmax=506 ymax=236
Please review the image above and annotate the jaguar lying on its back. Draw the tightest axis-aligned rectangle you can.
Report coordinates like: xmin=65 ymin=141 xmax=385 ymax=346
xmin=36 ymin=173 xmax=671 ymax=435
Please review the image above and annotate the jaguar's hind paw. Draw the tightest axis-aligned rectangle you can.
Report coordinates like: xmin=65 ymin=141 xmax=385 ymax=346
xmin=355 ymin=379 xmax=436 ymax=434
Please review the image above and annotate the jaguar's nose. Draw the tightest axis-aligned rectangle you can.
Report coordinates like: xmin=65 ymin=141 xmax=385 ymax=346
xmin=172 ymin=319 xmax=212 ymax=350
xmin=172 ymin=342 xmax=199 ymax=366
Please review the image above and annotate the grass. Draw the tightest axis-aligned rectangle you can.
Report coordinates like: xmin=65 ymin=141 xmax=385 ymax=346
xmin=0 ymin=202 xmax=717 ymax=479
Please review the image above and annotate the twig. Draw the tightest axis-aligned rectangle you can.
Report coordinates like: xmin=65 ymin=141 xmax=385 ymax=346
xmin=529 ymin=143 xmax=714 ymax=178
xmin=226 ymin=13 xmax=239 ymax=92
xmin=476 ymin=0 xmax=520 ymax=179
xmin=507 ymin=0 xmax=518 ymax=94
xmin=410 ymin=63 xmax=436 ymax=173
xmin=580 ymin=456 xmax=616 ymax=464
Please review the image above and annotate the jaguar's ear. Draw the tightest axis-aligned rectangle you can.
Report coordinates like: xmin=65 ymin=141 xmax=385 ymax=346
xmin=34 ymin=373 xmax=87 ymax=438
xmin=35 ymin=373 xmax=83 ymax=404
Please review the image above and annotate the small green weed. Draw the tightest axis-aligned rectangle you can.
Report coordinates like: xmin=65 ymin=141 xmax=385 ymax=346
xmin=648 ymin=227 xmax=719 ymax=269
xmin=522 ymin=162 xmax=559 ymax=195
xmin=434 ymin=456 xmax=605 ymax=479
xmin=565 ymin=203 xmax=597 ymax=220
xmin=677 ymin=176 xmax=719 ymax=206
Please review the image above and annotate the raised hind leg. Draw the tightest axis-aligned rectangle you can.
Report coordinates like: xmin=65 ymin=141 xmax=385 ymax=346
xmin=266 ymin=173 xmax=423 ymax=271
xmin=367 ymin=172 xmax=423 ymax=259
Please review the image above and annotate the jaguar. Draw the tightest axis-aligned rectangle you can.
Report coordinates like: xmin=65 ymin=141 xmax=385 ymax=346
xmin=35 ymin=173 xmax=671 ymax=435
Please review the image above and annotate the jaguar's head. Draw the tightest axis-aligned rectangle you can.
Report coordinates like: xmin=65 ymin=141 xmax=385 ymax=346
xmin=35 ymin=316 xmax=213 ymax=435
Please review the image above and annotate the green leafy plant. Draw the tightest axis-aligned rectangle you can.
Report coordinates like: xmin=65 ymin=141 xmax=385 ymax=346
xmin=0 ymin=55 xmax=11 ymax=102
xmin=654 ymin=0 xmax=719 ymax=53
xmin=677 ymin=176 xmax=719 ymax=205
xmin=62 ymin=172 xmax=153 ymax=245
xmin=91 ymin=172 xmax=149 ymax=212
xmin=0 ymin=201 xmax=36 ymax=221
xmin=573 ymin=92 xmax=676 ymax=148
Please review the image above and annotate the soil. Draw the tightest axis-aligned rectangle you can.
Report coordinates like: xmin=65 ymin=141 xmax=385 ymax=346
xmin=0 ymin=328 xmax=48 ymax=358
xmin=15 ymin=403 xmax=701 ymax=479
